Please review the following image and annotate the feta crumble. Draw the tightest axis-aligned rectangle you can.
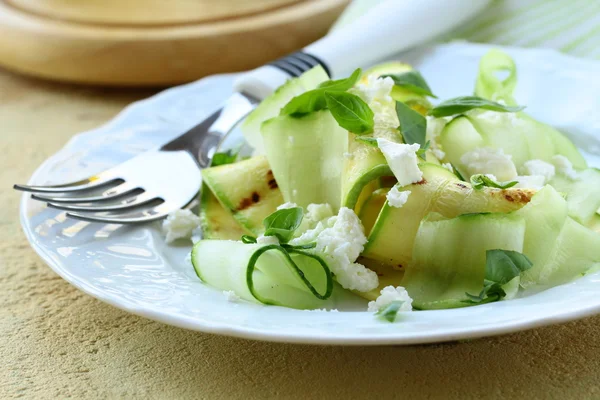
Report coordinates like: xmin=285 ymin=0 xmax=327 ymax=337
xmin=552 ymin=155 xmax=579 ymax=180
xmin=460 ymin=147 xmax=518 ymax=181
xmin=367 ymin=286 xmax=413 ymax=312
xmin=522 ymin=159 xmax=555 ymax=183
xmin=514 ymin=175 xmax=545 ymax=189
xmin=425 ymin=116 xmax=449 ymax=140
xmin=351 ymin=74 xmax=394 ymax=104
xmin=386 ymin=186 xmax=410 ymax=208
xmin=256 ymin=235 xmax=280 ymax=245
xmin=432 ymin=148 xmax=446 ymax=161
xmin=162 ymin=209 xmax=201 ymax=243
xmin=223 ymin=290 xmax=240 ymax=302
xmin=377 ymin=138 xmax=423 ymax=186
xmin=290 ymin=207 xmax=378 ymax=292
xmin=442 ymin=163 xmax=454 ymax=172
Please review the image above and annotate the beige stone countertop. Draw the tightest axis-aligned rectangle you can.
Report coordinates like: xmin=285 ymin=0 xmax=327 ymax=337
xmin=2 ymin=68 xmax=600 ymax=399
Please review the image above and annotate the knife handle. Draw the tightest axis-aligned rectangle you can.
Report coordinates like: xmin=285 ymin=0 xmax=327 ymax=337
xmin=234 ymin=0 xmax=490 ymax=99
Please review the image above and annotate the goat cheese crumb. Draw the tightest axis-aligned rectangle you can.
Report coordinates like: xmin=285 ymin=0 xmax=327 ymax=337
xmin=277 ymin=202 xmax=298 ymax=210
xmin=552 ymin=155 xmax=579 ymax=180
xmin=460 ymin=147 xmax=518 ymax=181
xmin=377 ymin=138 xmax=423 ymax=186
xmin=351 ymin=74 xmax=394 ymax=104
xmin=367 ymin=286 xmax=413 ymax=312
xmin=290 ymin=207 xmax=378 ymax=292
xmin=256 ymin=235 xmax=280 ymax=245
xmin=514 ymin=175 xmax=545 ymax=189
xmin=223 ymin=290 xmax=240 ymax=302
xmin=523 ymin=160 xmax=555 ymax=183
xmin=386 ymin=186 xmax=410 ymax=208
xmin=432 ymin=148 xmax=446 ymax=161
xmin=162 ymin=209 xmax=201 ymax=243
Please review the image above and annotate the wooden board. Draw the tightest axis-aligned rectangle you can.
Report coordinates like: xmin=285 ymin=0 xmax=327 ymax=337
xmin=0 ymin=0 xmax=348 ymax=86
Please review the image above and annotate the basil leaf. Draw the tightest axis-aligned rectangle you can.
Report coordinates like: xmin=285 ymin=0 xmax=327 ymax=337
xmin=318 ymin=68 xmax=361 ymax=91
xmin=470 ymin=174 xmax=518 ymax=190
xmin=376 ymin=300 xmax=404 ymax=323
xmin=383 ymin=71 xmax=437 ymax=98
xmin=211 ymin=149 xmax=238 ymax=166
xmin=485 ymin=249 xmax=533 ymax=284
xmin=428 ymin=96 xmax=524 ymax=118
xmin=262 ymin=207 xmax=304 ymax=243
xmin=241 ymin=235 xmax=257 ymax=244
xmin=324 ymin=92 xmax=374 ymax=134
xmin=281 ymin=69 xmax=362 ymax=116
xmin=280 ymin=89 xmax=329 ymax=116
xmin=396 ymin=101 xmax=427 ymax=147
xmin=464 ymin=249 xmax=532 ymax=304
xmin=452 ymin=164 xmax=465 ymax=181
xmin=416 ymin=140 xmax=431 ymax=161
xmin=355 ymin=137 xmax=378 ymax=147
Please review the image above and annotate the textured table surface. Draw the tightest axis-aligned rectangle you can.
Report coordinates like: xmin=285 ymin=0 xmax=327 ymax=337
xmin=2 ymin=67 xmax=600 ymax=399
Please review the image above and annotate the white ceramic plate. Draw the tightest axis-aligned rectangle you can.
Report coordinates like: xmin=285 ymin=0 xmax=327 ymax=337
xmin=20 ymin=43 xmax=600 ymax=345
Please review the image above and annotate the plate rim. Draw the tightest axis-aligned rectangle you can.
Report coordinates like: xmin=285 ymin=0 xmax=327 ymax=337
xmin=19 ymin=42 xmax=600 ymax=345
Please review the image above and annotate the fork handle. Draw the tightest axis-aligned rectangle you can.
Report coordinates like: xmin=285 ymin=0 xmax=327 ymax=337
xmin=234 ymin=0 xmax=489 ymax=99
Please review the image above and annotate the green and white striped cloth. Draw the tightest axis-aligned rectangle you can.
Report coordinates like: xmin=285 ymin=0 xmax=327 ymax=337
xmin=336 ymin=0 xmax=600 ymax=59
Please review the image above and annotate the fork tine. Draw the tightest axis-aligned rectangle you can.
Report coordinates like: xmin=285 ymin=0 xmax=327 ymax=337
xmin=46 ymin=193 xmax=161 ymax=212
xmin=65 ymin=206 xmax=172 ymax=224
xmin=14 ymin=175 xmax=121 ymax=194
xmin=31 ymin=182 xmax=140 ymax=203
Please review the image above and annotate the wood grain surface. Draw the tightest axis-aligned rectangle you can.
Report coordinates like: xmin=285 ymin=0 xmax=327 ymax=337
xmin=2 ymin=67 xmax=600 ymax=399
xmin=0 ymin=0 xmax=348 ymax=86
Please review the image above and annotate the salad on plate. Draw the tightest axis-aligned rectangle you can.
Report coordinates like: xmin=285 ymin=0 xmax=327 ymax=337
xmin=164 ymin=49 xmax=600 ymax=322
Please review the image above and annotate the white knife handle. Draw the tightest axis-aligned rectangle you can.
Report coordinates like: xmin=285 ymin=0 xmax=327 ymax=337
xmin=235 ymin=0 xmax=490 ymax=98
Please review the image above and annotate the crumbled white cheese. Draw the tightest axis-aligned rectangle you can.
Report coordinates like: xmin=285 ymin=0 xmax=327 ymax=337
xmin=162 ymin=209 xmax=201 ymax=243
xmin=460 ymin=147 xmax=518 ymax=181
xmin=377 ymin=138 xmax=423 ymax=186
xmin=514 ymin=175 xmax=545 ymax=189
xmin=522 ymin=160 xmax=555 ymax=183
xmin=367 ymin=286 xmax=413 ymax=312
xmin=256 ymin=235 xmax=280 ymax=245
xmin=432 ymin=148 xmax=446 ymax=161
xmin=306 ymin=203 xmax=334 ymax=224
xmin=277 ymin=202 xmax=298 ymax=210
xmin=290 ymin=207 xmax=378 ymax=292
xmin=386 ymin=186 xmax=410 ymax=208
xmin=223 ymin=290 xmax=240 ymax=302
xmin=552 ymin=155 xmax=579 ymax=180
xmin=442 ymin=163 xmax=454 ymax=172
xmin=425 ymin=116 xmax=449 ymax=140
xmin=351 ymin=74 xmax=394 ymax=104
xmin=470 ymin=109 xmax=522 ymax=127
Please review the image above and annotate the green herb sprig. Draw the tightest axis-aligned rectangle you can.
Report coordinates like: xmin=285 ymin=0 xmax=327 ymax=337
xmin=470 ymin=174 xmax=518 ymax=190
xmin=464 ymin=249 xmax=533 ymax=304
xmin=382 ymin=71 xmax=437 ymax=98
xmin=429 ymin=96 xmax=524 ymax=118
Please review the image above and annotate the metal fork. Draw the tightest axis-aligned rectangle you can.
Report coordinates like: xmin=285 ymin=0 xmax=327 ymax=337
xmin=14 ymin=93 xmax=258 ymax=224
xmin=15 ymin=1 xmax=485 ymax=224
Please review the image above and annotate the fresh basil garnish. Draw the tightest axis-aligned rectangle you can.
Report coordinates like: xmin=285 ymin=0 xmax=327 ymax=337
xmin=262 ymin=207 xmax=304 ymax=243
xmin=211 ymin=149 xmax=238 ymax=166
xmin=415 ymin=140 xmax=431 ymax=161
xmin=241 ymin=235 xmax=257 ymax=244
xmin=281 ymin=68 xmax=362 ymax=117
xmin=317 ymin=68 xmax=361 ymax=91
xmin=324 ymin=91 xmax=374 ymax=134
xmin=428 ymin=96 xmax=524 ymax=118
xmin=465 ymin=249 xmax=533 ymax=304
xmin=355 ymin=137 xmax=378 ymax=147
xmin=383 ymin=71 xmax=437 ymax=98
xmin=396 ymin=101 xmax=427 ymax=147
xmin=470 ymin=174 xmax=518 ymax=190
xmin=376 ymin=300 xmax=405 ymax=322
